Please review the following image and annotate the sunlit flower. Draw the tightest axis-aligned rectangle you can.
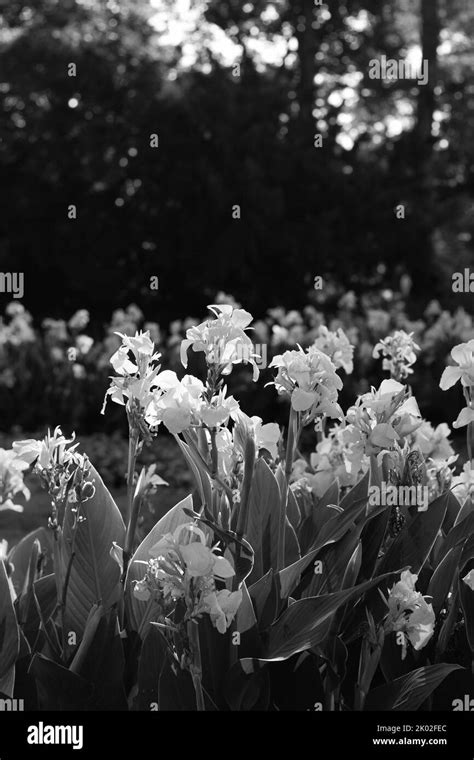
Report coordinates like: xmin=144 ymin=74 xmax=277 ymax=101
xmin=134 ymin=522 xmax=241 ymax=634
xmin=199 ymin=388 xmax=240 ymax=429
xmin=270 ymin=345 xmax=343 ymax=423
xmin=440 ymin=340 xmax=474 ymax=390
xmin=384 ymin=570 xmax=435 ymax=659
xmin=200 ymin=588 xmax=242 ymax=634
xmin=343 ymin=380 xmax=422 ymax=471
xmin=0 ymin=449 xmax=30 ymax=513
xmin=451 ymin=462 xmax=474 ymax=503
xmin=373 ymin=330 xmax=420 ymax=380
xmin=102 ymin=330 xmax=161 ymax=414
xmin=146 ymin=372 xmax=204 ymax=434
xmin=412 ymin=421 xmax=455 ymax=461
xmin=13 ymin=427 xmax=79 ymax=470
xmin=313 ymin=325 xmax=354 ymax=374
xmin=180 ymin=304 xmax=259 ymax=380
xmin=251 ymin=416 xmax=280 ymax=459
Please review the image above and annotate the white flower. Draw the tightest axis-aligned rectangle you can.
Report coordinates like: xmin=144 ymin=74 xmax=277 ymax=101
xmin=385 ymin=570 xmax=435 ymax=659
xmin=440 ymin=340 xmax=474 ymax=390
xmin=180 ymin=304 xmax=259 ymax=380
xmin=75 ymin=334 xmax=94 ymax=355
xmin=0 ymin=450 xmax=29 ymax=512
xmin=270 ymin=345 xmax=343 ymax=423
xmin=412 ymin=421 xmax=455 ymax=461
xmin=251 ymin=416 xmax=280 ymax=459
xmin=13 ymin=427 xmax=79 ymax=470
xmin=201 ymin=589 xmax=243 ymax=634
xmin=199 ymin=388 xmax=240 ymax=429
xmin=373 ymin=330 xmax=420 ymax=380
xmin=145 ymin=372 xmax=204 ymax=434
xmin=451 ymin=462 xmax=474 ymax=503
xmin=102 ymin=330 xmax=161 ymax=414
xmin=343 ymin=380 xmax=422 ymax=470
xmin=313 ymin=325 xmax=354 ymax=374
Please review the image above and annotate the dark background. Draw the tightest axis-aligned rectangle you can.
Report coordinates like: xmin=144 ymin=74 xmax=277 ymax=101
xmin=1 ymin=0 xmax=473 ymax=326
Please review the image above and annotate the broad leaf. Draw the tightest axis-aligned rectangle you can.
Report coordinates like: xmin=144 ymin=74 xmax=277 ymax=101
xmin=125 ymin=494 xmax=193 ymax=634
xmin=364 ymin=664 xmax=463 ymax=711
xmin=60 ymin=465 xmax=125 ymax=638
xmin=0 ymin=560 xmax=20 ymax=683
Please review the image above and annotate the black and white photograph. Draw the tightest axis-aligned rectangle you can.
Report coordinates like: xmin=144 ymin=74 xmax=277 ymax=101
xmin=0 ymin=0 xmax=474 ymax=752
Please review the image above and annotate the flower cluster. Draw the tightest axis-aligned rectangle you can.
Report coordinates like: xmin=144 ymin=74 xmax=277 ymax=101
xmin=102 ymin=330 xmax=162 ymax=416
xmin=215 ymin=414 xmax=280 ymax=480
xmin=133 ymin=523 xmax=242 ymax=634
xmin=383 ymin=570 xmax=435 ymax=660
xmin=373 ymin=330 xmax=420 ymax=381
xmin=181 ymin=304 xmax=260 ymax=381
xmin=342 ymin=380 xmax=422 ymax=474
xmin=0 ymin=448 xmax=30 ymax=513
xmin=439 ymin=340 xmax=474 ymax=428
xmin=313 ymin=325 xmax=354 ymax=374
xmin=270 ymin=345 xmax=343 ymax=424
xmin=145 ymin=371 xmax=240 ymax=435
xmin=13 ymin=427 xmax=95 ymax=508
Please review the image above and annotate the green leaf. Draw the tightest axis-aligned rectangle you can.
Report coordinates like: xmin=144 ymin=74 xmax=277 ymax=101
xmin=248 ymin=569 xmax=282 ymax=630
xmin=60 ymin=465 xmax=125 ymax=639
xmin=8 ymin=527 xmax=53 ymax=594
xmin=377 ymin=491 xmax=448 ymax=577
xmin=136 ymin=624 xmax=167 ymax=711
xmin=278 ymin=493 xmax=370 ymax=600
xmin=364 ymin=664 xmax=463 ymax=711
xmin=125 ymin=494 xmax=193 ymax=634
xmin=28 ymin=653 xmax=92 ymax=710
xmin=264 ymin=571 xmax=398 ymax=661
xmin=69 ymin=605 xmax=127 ymax=710
xmin=174 ymin=435 xmax=212 ymax=510
xmin=0 ymin=560 xmax=20 ymax=682
xmin=428 ymin=544 xmax=464 ymax=616
xmin=246 ymin=458 xmax=281 ymax=584
xmin=459 ymin=574 xmax=474 ymax=653
xmin=223 ymin=658 xmax=271 ymax=711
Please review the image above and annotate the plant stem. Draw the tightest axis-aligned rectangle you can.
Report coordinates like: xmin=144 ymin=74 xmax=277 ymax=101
xmin=464 ymin=387 xmax=473 ymax=464
xmin=187 ymin=620 xmax=205 ymax=711
xmin=122 ymin=426 xmax=139 ymax=584
xmin=277 ymin=406 xmax=298 ymax=571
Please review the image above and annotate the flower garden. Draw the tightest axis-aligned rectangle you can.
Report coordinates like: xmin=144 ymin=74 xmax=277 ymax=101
xmin=2 ymin=299 xmax=474 ymax=712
